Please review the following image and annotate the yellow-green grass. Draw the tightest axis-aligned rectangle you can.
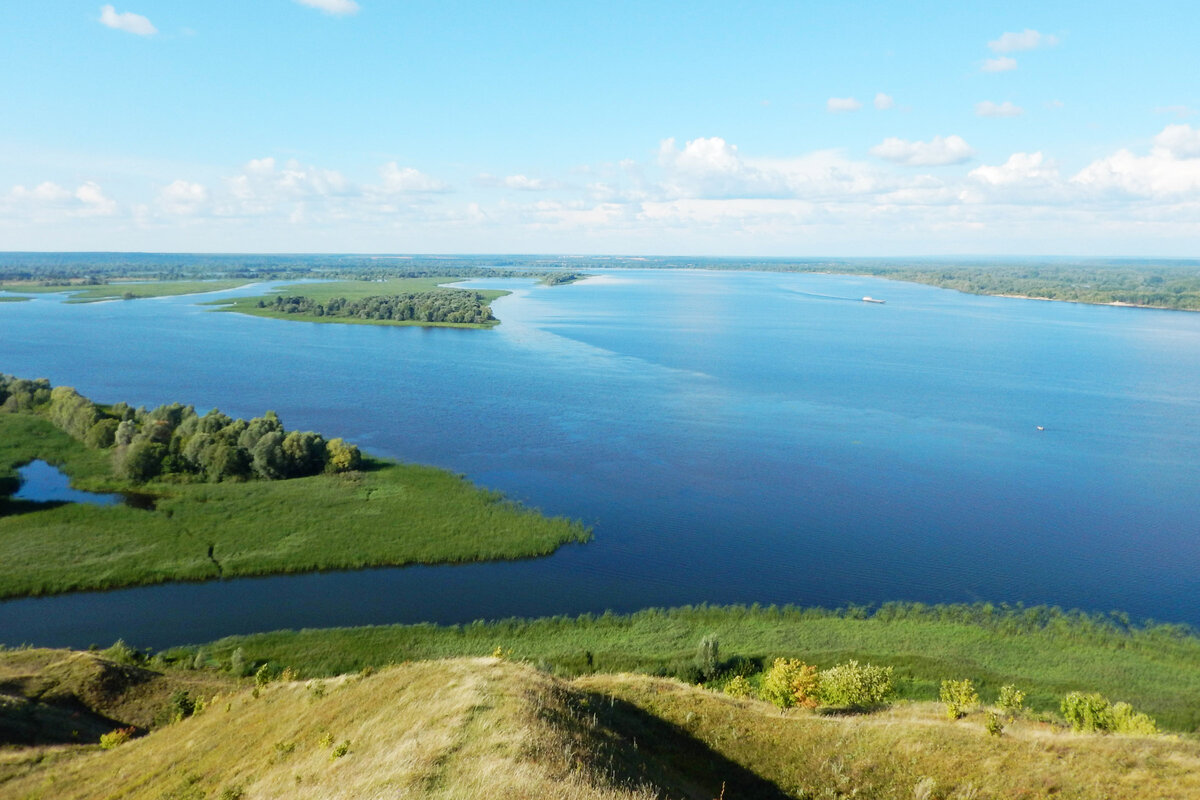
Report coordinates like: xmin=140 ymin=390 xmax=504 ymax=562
xmin=0 ymin=659 xmax=661 ymax=800
xmin=0 ymin=297 xmax=30 ymax=303
xmin=209 ymin=277 xmax=510 ymax=328
xmin=0 ymin=280 xmax=254 ymax=302
xmin=194 ymin=605 xmax=1200 ymax=733
xmin=5 ymin=657 xmax=1197 ymax=800
xmin=0 ymin=414 xmax=588 ymax=598
xmin=578 ymin=672 xmax=1200 ymax=800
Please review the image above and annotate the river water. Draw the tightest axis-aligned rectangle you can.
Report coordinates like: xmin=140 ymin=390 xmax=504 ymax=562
xmin=2 ymin=270 xmax=1199 ymax=648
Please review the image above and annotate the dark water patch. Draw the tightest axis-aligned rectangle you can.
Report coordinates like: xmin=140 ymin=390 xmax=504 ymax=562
xmin=11 ymin=460 xmax=156 ymax=510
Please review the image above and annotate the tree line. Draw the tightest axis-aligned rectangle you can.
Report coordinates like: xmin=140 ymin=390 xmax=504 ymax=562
xmin=259 ymin=290 xmax=495 ymax=324
xmin=0 ymin=374 xmax=361 ymax=484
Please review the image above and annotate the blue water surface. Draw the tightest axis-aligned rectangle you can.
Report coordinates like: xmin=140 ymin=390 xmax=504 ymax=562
xmin=2 ymin=272 xmax=1199 ymax=648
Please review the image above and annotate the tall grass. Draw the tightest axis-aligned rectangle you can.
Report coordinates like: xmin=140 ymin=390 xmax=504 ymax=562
xmin=0 ymin=415 xmax=588 ymax=598
xmin=194 ymin=603 xmax=1200 ymax=732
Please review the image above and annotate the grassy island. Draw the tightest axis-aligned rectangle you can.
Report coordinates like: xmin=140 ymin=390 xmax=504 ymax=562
xmin=0 ymin=279 xmax=255 ymax=302
xmin=211 ymin=277 xmax=509 ymax=328
xmin=0 ymin=378 xmax=588 ymax=598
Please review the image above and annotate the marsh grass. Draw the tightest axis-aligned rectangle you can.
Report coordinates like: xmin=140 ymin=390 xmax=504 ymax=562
xmin=0 ymin=415 xmax=588 ymax=598
xmin=196 ymin=604 xmax=1200 ymax=732
xmin=0 ymin=280 xmax=253 ymax=302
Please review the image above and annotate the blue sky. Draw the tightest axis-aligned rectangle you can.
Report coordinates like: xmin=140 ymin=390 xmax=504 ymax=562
xmin=2 ymin=1 xmax=1199 ymax=255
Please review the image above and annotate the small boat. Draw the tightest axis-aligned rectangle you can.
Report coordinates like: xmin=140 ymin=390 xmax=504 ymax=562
xmin=1036 ymin=426 xmax=1045 ymax=431
xmin=862 ymin=296 xmax=886 ymax=304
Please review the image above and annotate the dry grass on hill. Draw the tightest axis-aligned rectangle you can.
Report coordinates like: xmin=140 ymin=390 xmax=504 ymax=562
xmin=4 ymin=657 xmax=1199 ymax=800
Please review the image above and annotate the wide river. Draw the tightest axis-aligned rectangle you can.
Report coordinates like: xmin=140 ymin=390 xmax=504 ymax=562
xmin=3 ymin=270 xmax=1200 ymax=648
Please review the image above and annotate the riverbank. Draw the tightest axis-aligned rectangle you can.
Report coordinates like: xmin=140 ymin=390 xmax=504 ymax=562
xmin=188 ymin=603 xmax=1200 ymax=733
xmin=0 ymin=412 xmax=589 ymax=599
xmin=0 ymin=279 xmax=255 ymax=302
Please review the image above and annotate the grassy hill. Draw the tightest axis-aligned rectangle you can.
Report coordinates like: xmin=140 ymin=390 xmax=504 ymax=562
xmin=3 ymin=655 xmax=1197 ymax=800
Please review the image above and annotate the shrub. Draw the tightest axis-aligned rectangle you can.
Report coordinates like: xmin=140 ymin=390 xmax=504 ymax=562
xmin=230 ymin=647 xmax=247 ymax=677
xmin=724 ymin=675 xmax=753 ymax=699
xmin=166 ymin=690 xmax=196 ymax=723
xmin=1112 ymin=702 xmax=1158 ymax=735
xmin=1061 ymin=692 xmax=1114 ymax=732
xmin=761 ymin=658 xmax=820 ymax=709
xmin=695 ymin=634 xmax=720 ymax=682
xmin=331 ymin=740 xmax=351 ymax=759
xmin=997 ymin=684 xmax=1026 ymax=715
xmin=940 ymin=679 xmax=979 ymax=720
xmin=102 ymin=639 xmax=141 ymax=665
xmin=99 ymin=727 xmax=135 ymax=749
xmin=819 ymin=660 xmax=894 ymax=709
xmin=255 ymin=663 xmax=277 ymax=688
xmin=985 ymin=711 xmax=1004 ymax=737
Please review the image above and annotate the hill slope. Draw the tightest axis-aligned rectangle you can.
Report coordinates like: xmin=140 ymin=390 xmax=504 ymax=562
xmin=3 ymin=658 xmax=1198 ymax=799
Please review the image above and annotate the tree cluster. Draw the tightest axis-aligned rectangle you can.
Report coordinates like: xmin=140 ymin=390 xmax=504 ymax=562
xmin=260 ymin=290 xmax=495 ymax=324
xmin=0 ymin=373 xmax=362 ymax=484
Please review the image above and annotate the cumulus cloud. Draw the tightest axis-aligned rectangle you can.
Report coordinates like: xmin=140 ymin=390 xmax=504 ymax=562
xmin=870 ymin=135 xmax=975 ymax=166
xmin=827 ymin=97 xmax=862 ymax=113
xmin=158 ymin=180 xmax=208 ymax=214
xmin=476 ymin=174 xmax=559 ymax=191
xmin=1154 ymin=124 xmax=1200 ymax=158
xmin=1072 ymin=125 xmax=1200 ymax=197
xmin=294 ymin=0 xmax=360 ymax=15
xmin=7 ymin=181 xmax=117 ymax=217
xmin=969 ymin=152 xmax=1059 ymax=186
xmin=874 ymin=93 xmax=894 ymax=110
xmin=988 ymin=29 xmax=1058 ymax=53
xmin=379 ymin=162 xmax=449 ymax=193
xmin=982 ymin=57 xmax=1018 ymax=73
xmin=976 ymin=100 xmax=1024 ymax=118
xmin=99 ymin=5 xmax=157 ymax=35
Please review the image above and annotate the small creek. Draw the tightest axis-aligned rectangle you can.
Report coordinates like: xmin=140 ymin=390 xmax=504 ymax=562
xmin=10 ymin=460 xmax=156 ymax=510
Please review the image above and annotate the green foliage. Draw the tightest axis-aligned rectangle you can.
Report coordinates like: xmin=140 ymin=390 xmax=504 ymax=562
xmin=817 ymin=660 xmax=894 ymax=709
xmin=102 ymin=639 xmax=142 ymax=666
xmin=1111 ymin=702 xmax=1158 ymax=735
xmin=997 ymin=684 xmax=1026 ymax=715
xmin=98 ymin=726 xmax=135 ymax=749
xmin=940 ymin=678 xmax=979 ymax=720
xmin=268 ymin=289 xmax=496 ymax=325
xmin=218 ymin=786 xmax=244 ymax=800
xmin=761 ymin=658 xmax=820 ymax=710
xmin=255 ymin=663 xmax=277 ymax=688
xmin=723 ymin=675 xmax=753 ymax=699
xmin=1061 ymin=692 xmax=1115 ymax=732
xmin=695 ymin=634 xmax=719 ymax=682
xmin=325 ymin=438 xmax=361 ymax=473
xmin=166 ymin=690 xmax=197 ymax=723
xmin=330 ymin=740 xmax=350 ymax=759
xmin=984 ymin=710 xmax=1004 ymax=736
xmin=230 ymin=647 xmax=247 ymax=678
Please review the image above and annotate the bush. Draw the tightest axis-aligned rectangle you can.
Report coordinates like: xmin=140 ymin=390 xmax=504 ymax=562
xmin=695 ymin=634 xmax=720 ymax=681
xmin=985 ymin=711 xmax=1004 ymax=737
xmin=940 ymin=679 xmax=979 ymax=720
xmin=724 ymin=675 xmax=753 ymax=699
xmin=1112 ymin=702 xmax=1158 ymax=735
xmin=99 ymin=727 xmax=135 ymax=749
xmin=166 ymin=690 xmax=196 ymax=723
xmin=997 ymin=684 xmax=1026 ymax=715
xmin=102 ymin=639 xmax=141 ymax=665
xmin=819 ymin=660 xmax=894 ymax=709
xmin=761 ymin=658 xmax=820 ymax=709
xmin=230 ymin=647 xmax=247 ymax=677
xmin=1061 ymin=692 xmax=1114 ymax=732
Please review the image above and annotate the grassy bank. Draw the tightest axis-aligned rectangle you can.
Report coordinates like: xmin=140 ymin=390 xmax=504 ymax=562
xmin=210 ymin=277 xmax=509 ymax=328
xmin=0 ymin=414 xmax=588 ymax=598
xmin=192 ymin=604 xmax=1200 ymax=733
xmin=0 ymin=279 xmax=254 ymax=302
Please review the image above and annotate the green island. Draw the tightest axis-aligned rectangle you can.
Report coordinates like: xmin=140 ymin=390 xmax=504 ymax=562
xmin=3 ymin=604 xmax=1199 ymax=799
xmin=0 ymin=376 xmax=588 ymax=598
xmin=210 ymin=277 xmax=509 ymax=328
xmin=0 ymin=279 xmax=256 ymax=303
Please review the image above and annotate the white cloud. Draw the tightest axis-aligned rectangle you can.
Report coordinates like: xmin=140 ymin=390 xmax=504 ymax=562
xmin=99 ymin=5 xmax=157 ymax=36
xmin=976 ymin=100 xmax=1024 ymax=118
xmin=159 ymin=180 xmax=208 ymax=214
xmin=827 ymin=97 xmax=862 ymax=113
xmin=988 ymin=29 xmax=1058 ymax=53
xmin=1072 ymin=125 xmax=1200 ymax=197
xmin=1154 ymin=124 xmax=1200 ymax=158
xmin=870 ymin=135 xmax=975 ymax=166
xmin=981 ymin=57 xmax=1018 ymax=73
xmin=874 ymin=93 xmax=894 ymax=110
xmin=379 ymin=162 xmax=449 ymax=193
xmin=504 ymin=174 xmax=553 ymax=191
xmin=294 ymin=0 xmax=360 ymax=16
xmin=969 ymin=152 xmax=1058 ymax=187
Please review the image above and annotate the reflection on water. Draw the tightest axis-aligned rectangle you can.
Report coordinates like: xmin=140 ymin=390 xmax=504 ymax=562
xmin=11 ymin=460 xmax=155 ymax=510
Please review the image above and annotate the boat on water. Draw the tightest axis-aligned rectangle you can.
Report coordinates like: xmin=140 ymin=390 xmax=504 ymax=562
xmin=862 ymin=296 xmax=886 ymax=304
